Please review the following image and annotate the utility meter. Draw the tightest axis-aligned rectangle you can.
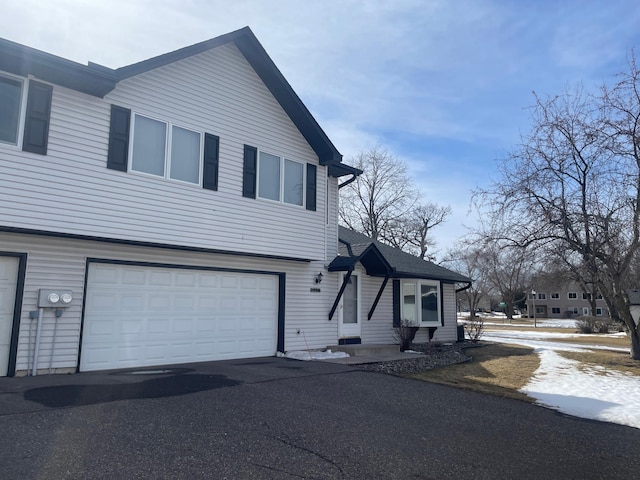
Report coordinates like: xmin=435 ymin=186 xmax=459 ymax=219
xmin=38 ymin=289 xmax=73 ymax=307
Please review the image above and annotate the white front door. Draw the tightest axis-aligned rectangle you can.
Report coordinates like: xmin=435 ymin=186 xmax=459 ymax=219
xmin=338 ymin=272 xmax=361 ymax=339
xmin=0 ymin=257 xmax=19 ymax=377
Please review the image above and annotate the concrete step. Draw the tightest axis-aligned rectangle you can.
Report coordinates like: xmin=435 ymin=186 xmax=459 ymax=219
xmin=327 ymin=344 xmax=400 ymax=356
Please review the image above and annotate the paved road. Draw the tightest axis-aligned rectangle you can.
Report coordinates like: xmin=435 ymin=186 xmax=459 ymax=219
xmin=1 ymin=357 xmax=639 ymax=479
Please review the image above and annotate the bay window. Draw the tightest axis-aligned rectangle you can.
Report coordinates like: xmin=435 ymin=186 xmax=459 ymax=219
xmin=400 ymin=280 xmax=440 ymax=326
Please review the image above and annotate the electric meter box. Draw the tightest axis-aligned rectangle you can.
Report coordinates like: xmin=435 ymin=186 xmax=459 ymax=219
xmin=38 ymin=289 xmax=73 ymax=308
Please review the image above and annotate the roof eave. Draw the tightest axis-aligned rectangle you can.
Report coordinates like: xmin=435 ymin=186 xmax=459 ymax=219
xmin=0 ymin=38 xmax=117 ymax=97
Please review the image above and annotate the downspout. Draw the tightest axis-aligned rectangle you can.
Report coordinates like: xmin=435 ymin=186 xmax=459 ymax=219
xmin=338 ymin=173 xmax=358 ymax=189
xmin=32 ymin=307 xmax=44 ymax=376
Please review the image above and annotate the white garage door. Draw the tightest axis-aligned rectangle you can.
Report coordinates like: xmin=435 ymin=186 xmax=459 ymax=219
xmin=0 ymin=257 xmax=19 ymax=377
xmin=81 ymin=262 xmax=279 ymax=372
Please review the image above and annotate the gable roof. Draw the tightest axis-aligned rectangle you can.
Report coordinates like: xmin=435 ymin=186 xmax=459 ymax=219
xmin=0 ymin=27 xmax=346 ymax=167
xmin=330 ymin=226 xmax=472 ymax=283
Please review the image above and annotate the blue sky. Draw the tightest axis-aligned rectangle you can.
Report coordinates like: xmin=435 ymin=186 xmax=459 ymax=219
xmin=5 ymin=0 xmax=640 ymax=252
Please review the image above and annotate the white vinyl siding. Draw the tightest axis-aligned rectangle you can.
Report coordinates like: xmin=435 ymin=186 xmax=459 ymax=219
xmin=1 ymin=233 xmax=338 ymax=374
xmin=0 ymin=43 xmax=328 ymax=261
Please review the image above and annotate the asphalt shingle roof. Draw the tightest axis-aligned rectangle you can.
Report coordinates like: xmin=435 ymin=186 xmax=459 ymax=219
xmin=335 ymin=226 xmax=471 ymax=283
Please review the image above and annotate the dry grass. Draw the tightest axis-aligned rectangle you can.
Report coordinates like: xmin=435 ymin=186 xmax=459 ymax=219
xmin=408 ymin=343 xmax=540 ymax=402
xmin=483 ymin=326 xmax=577 ymax=335
xmin=558 ymin=350 xmax=640 ymax=377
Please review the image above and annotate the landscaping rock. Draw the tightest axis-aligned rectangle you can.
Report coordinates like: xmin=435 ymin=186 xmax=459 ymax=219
xmin=357 ymin=343 xmax=471 ymax=375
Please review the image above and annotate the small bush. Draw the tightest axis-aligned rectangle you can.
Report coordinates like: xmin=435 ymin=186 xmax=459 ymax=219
xmin=463 ymin=315 xmax=484 ymax=342
xmin=576 ymin=316 xmax=617 ymax=334
xmin=393 ymin=319 xmax=419 ymax=351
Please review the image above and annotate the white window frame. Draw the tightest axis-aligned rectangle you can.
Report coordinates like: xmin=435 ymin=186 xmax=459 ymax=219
xmin=596 ymin=307 xmax=603 ymax=316
xmin=0 ymin=72 xmax=28 ymax=149
xmin=537 ymin=293 xmax=546 ymax=300
xmin=582 ymin=307 xmax=590 ymax=316
xmin=582 ymin=292 xmax=592 ymax=300
xmin=128 ymin=112 xmax=203 ymax=185
xmin=551 ymin=307 xmax=561 ymax=314
xmin=256 ymin=149 xmax=306 ymax=207
xmin=551 ymin=293 xmax=559 ymax=299
xmin=400 ymin=279 xmax=441 ymax=327
xmin=569 ymin=307 xmax=579 ymax=315
xmin=568 ymin=292 xmax=577 ymax=299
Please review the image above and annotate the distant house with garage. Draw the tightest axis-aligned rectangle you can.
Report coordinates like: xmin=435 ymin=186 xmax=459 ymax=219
xmin=0 ymin=27 xmax=469 ymax=377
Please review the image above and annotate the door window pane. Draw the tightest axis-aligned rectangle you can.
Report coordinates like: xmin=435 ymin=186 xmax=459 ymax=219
xmin=170 ymin=126 xmax=200 ymax=184
xmin=283 ymin=159 xmax=303 ymax=205
xmin=402 ymin=282 xmax=416 ymax=324
xmin=132 ymin=115 xmax=166 ymax=176
xmin=343 ymin=275 xmax=358 ymax=324
xmin=258 ymin=152 xmax=280 ymax=201
xmin=421 ymin=284 xmax=438 ymax=323
xmin=0 ymin=76 xmax=22 ymax=145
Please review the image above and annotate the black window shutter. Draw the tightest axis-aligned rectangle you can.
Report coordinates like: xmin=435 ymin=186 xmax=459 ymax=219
xmin=203 ymin=133 xmax=219 ymax=190
xmin=392 ymin=279 xmax=400 ymax=327
xmin=107 ymin=105 xmax=131 ymax=172
xmin=242 ymin=145 xmax=257 ymax=198
xmin=22 ymin=81 xmax=53 ymax=155
xmin=306 ymin=164 xmax=317 ymax=211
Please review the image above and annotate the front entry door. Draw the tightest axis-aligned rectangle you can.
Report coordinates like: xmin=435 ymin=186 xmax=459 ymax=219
xmin=339 ymin=272 xmax=361 ymax=339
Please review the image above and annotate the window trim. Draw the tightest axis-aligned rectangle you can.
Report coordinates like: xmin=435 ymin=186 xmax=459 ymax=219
xmin=400 ymin=279 xmax=441 ymax=327
xmin=128 ymin=112 xmax=204 ymax=186
xmin=256 ymin=149 xmax=306 ymax=208
xmin=551 ymin=292 xmax=559 ymax=299
xmin=551 ymin=307 xmax=561 ymax=314
xmin=537 ymin=293 xmax=546 ymax=300
xmin=568 ymin=292 xmax=577 ymax=299
xmin=0 ymin=72 xmax=28 ymax=149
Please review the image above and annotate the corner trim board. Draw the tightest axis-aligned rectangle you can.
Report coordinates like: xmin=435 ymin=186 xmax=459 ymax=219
xmin=0 ymin=252 xmax=27 ymax=377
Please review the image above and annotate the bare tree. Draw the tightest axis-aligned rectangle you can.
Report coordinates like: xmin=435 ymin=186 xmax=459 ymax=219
xmin=387 ymin=203 xmax=451 ymax=260
xmin=475 ymin=56 xmax=640 ymax=360
xmin=339 ymin=146 xmax=450 ymax=259
xmin=339 ymin=146 xmax=417 ymax=241
xmin=442 ymin=245 xmax=491 ymax=318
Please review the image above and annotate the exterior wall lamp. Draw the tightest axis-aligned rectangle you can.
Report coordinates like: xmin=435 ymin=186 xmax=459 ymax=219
xmin=315 ymin=272 xmax=323 ymax=284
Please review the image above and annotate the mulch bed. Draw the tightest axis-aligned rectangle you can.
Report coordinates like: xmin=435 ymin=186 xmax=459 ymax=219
xmin=356 ymin=342 xmax=473 ymax=375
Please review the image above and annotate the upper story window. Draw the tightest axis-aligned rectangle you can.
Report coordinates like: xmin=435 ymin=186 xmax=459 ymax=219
xmin=582 ymin=292 xmax=592 ymax=300
xmin=130 ymin=114 xmax=202 ymax=185
xmin=568 ymin=292 xmax=577 ymax=299
xmin=257 ymin=151 xmax=304 ymax=206
xmin=551 ymin=292 xmax=559 ymax=299
xmin=108 ymin=105 xmax=219 ymax=191
xmin=0 ymin=73 xmax=52 ymax=155
xmin=0 ymin=75 xmax=23 ymax=145
xmin=537 ymin=293 xmax=546 ymax=300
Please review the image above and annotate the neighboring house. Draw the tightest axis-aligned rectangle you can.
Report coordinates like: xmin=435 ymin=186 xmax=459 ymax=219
xmin=0 ymin=27 xmax=469 ymax=377
xmin=525 ymin=283 xmax=609 ymax=319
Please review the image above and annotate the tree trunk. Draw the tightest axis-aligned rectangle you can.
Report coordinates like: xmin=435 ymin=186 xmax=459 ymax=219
xmin=631 ymin=326 xmax=640 ymax=361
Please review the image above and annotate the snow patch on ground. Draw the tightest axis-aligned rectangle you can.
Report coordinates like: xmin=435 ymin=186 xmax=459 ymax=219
xmin=482 ymin=329 xmax=640 ymax=429
xmin=282 ymin=350 xmax=350 ymax=361
xmin=522 ymin=349 xmax=640 ymax=429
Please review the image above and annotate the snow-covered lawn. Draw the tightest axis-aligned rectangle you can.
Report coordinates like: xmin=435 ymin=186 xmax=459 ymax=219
xmin=482 ymin=328 xmax=640 ymax=429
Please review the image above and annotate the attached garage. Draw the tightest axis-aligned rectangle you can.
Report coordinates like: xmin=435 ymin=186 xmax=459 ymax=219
xmin=80 ymin=260 xmax=283 ymax=372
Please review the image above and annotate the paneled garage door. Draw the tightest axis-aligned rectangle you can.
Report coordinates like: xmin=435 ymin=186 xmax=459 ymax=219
xmin=81 ymin=262 xmax=279 ymax=372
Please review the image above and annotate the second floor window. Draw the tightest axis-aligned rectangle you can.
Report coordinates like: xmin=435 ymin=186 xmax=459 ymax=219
xmin=0 ymin=75 xmax=22 ymax=145
xmin=568 ymin=292 xmax=577 ymax=299
xmin=257 ymin=151 xmax=304 ymax=206
xmin=130 ymin=114 xmax=202 ymax=185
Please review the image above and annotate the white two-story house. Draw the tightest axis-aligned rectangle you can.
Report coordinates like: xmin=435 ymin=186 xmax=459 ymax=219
xmin=0 ymin=27 xmax=470 ymax=376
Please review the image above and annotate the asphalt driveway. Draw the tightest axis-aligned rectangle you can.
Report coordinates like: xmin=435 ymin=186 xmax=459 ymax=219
xmin=1 ymin=357 xmax=639 ymax=479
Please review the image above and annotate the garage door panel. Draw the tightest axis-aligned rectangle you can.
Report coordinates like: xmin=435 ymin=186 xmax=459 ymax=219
xmin=81 ymin=263 xmax=279 ymax=371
